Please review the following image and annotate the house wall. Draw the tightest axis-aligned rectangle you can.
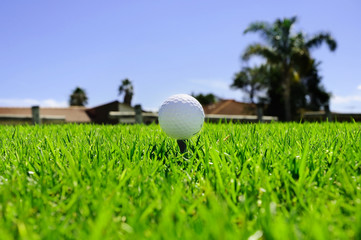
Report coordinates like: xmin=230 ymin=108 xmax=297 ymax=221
xmin=0 ymin=107 xmax=88 ymax=124
xmin=86 ymin=101 xmax=135 ymax=124
xmin=118 ymin=104 xmax=134 ymax=112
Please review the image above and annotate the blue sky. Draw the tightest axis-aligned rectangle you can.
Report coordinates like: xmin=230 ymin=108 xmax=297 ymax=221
xmin=1 ymin=0 xmax=360 ymax=112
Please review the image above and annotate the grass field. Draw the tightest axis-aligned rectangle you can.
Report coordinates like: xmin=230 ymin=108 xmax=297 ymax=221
xmin=0 ymin=122 xmax=361 ymax=239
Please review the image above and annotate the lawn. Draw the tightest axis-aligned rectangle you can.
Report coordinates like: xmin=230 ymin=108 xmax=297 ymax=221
xmin=0 ymin=123 xmax=360 ymax=239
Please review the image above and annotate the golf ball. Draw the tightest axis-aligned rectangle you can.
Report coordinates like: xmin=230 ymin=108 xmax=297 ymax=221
xmin=158 ymin=94 xmax=205 ymax=140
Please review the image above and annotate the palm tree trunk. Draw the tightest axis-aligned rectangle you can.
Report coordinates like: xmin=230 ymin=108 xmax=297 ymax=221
xmin=284 ymin=67 xmax=292 ymax=121
xmin=124 ymin=92 xmax=132 ymax=106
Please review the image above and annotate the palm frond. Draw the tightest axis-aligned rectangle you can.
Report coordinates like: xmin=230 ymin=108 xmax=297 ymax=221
xmin=282 ymin=16 xmax=297 ymax=29
xmin=119 ymin=78 xmax=133 ymax=96
xmin=118 ymin=86 xmax=124 ymax=96
xmin=306 ymin=33 xmax=337 ymax=51
xmin=244 ymin=21 xmax=273 ymax=40
xmin=242 ymin=44 xmax=280 ymax=63
xmin=69 ymin=87 xmax=88 ymax=106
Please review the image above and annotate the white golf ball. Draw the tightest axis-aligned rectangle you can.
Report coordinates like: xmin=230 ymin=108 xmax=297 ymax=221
xmin=158 ymin=94 xmax=205 ymax=140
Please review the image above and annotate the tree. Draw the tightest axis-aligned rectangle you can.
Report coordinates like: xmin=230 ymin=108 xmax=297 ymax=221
xmin=192 ymin=93 xmax=218 ymax=105
xmin=118 ymin=79 xmax=134 ymax=106
xmin=232 ymin=60 xmax=331 ymax=120
xmin=303 ymin=60 xmax=331 ymax=111
xmin=231 ymin=65 xmax=268 ymax=104
xmin=69 ymin=87 xmax=88 ymax=106
xmin=242 ymin=16 xmax=336 ymax=121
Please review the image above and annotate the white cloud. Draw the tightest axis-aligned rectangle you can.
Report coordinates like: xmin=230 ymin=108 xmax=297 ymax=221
xmin=330 ymin=85 xmax=361 ymax=112
xmin=0 ymin=98 xmax=67 ymax=107
xmin=331 ymin=95 xmax=361 ymax=104
xmin=188 ymin=79 xmax=229 ymax=90
xmin=41 ymin=99 xmax=68 ymax=107
xmin=330 ymin=94 xmax=361 ymax=113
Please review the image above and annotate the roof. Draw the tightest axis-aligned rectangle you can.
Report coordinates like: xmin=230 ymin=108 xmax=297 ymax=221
xmin=203 ymin=100 xmax=257 ymax=115
xmin=0 ymin=107 xmax=91 ymax=123
xmin=86 ymin=100 xmax=119 ymax=111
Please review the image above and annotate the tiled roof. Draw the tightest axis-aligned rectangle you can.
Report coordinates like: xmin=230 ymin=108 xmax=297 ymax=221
xmin=0 ymin=107 xmax=90 ymax=123
xmin=203 ymin=100 xmax=257 ymax=115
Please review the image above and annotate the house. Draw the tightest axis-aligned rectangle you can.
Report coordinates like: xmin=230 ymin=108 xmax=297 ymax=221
xmin=0 ymin=99 xmax=278 ymax=125
xmin=202 ymin=99 xmax=277 ymax=123
xmin=203 ymin=99 xmax=258 ymax=115
xmin=0 ymin=106 xmax=90 ymax=124
xmin=85 ymin=100 xmax=135 ymax=124
xmin=0 ymin=100 xmax=154 ymax=125
xmin=86 ymin=100 xmax=158 ymax=124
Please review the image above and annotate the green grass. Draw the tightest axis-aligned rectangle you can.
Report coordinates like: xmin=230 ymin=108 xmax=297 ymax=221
xmin=0 ymin=122 xmax=361 ymax=239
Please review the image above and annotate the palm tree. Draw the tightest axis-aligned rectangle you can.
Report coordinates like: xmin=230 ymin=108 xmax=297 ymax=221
xmin=118 ymin=79 xmax=134 ymax=106
xmin=242 ymin=16 xmax=336 ymax=121
xmin=303 ymin=60 xmax=331 ymax=111
xmin=69 ymin=87 xmax=88 ymax=106
xmin=231 ymin=65 xmax=268 ymax=104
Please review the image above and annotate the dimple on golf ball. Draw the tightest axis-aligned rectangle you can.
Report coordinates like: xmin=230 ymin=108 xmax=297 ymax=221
xmin=158 ymin=94 xmax=205 ymax=140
